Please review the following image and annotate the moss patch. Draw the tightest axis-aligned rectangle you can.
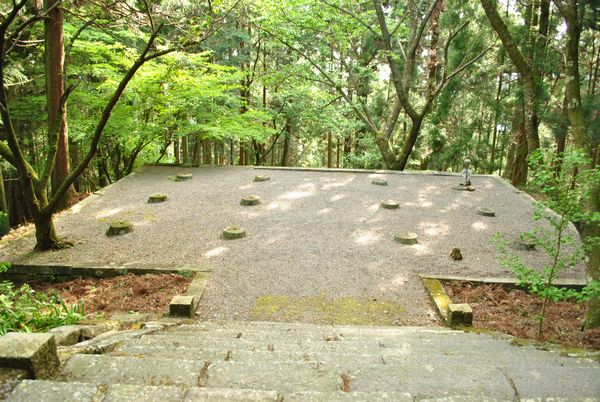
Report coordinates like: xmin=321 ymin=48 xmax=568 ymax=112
xmin=250 ymin=294 xmax=405 ymax=325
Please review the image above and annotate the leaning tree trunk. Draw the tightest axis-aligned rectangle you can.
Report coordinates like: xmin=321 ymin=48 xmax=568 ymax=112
xmin=396 ymin=116 xmax=424 ymax=170
xmin=481 ymin=0 xmax=540 ymax=161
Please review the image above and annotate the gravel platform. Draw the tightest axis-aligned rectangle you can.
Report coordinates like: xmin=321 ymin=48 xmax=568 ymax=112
xmin=0 ymin=166 xmax=586 ymax=326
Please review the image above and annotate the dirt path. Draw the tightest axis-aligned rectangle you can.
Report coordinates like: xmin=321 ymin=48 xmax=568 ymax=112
xmin=0 ymin=166 xmax=586 ymax=326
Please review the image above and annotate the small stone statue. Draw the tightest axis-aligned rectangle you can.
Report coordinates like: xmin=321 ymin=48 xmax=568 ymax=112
xmin=462 ymin=159 xmax=472 ymax=186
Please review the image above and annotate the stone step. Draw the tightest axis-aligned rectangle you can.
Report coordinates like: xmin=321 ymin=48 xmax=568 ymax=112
xmin=172 ymin=322 xmax=455 ymax=336
xmin=122 ymin=337 xmax=463 ymax=358
xmin=284 ymin=391 xmax=414 ymax=402
xmin=5 ymin=380 xmax=516 ymax=401
xmin=59 ymin=354 xmax=343 ymax=393
xmin=6 ymin=380 xmax=281 ymax=401
xmin=283 ymin=391 xmax=506 ymax=402
xmin=57 ymin=353 xmax=600 ymax=399
xmin=110 ymin=343 xmax=591 ymax=369
xmin=110 ymin=345 xmax=385 ymax=365
xmin=124 ymin=331 xmax=527 ymax=358
xmin=143 ymin=327 xmax=479 ymax=344
xmin=161 ymin=327 xmax=458 ymax=343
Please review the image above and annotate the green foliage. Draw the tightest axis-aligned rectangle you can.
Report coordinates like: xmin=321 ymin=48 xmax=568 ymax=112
xmin=493 ymin=149 xmax=600 ymax=337
xmin=0 ymin=264 xmax=85 ymax=336
xmin=0 ymin=211 xmax=9 ymax=237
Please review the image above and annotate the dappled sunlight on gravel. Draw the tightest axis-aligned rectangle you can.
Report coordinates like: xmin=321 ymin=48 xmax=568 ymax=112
xmin=0 ymin=166 xmax=586 ymax=326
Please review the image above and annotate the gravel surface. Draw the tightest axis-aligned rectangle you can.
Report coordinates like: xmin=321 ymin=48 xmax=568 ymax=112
xmin=0 ymin=166 xmax=586 ymax=326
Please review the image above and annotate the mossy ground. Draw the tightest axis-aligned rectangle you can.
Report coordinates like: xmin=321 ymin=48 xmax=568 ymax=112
xmin=250 ymin=294 xmax=405 ymax=325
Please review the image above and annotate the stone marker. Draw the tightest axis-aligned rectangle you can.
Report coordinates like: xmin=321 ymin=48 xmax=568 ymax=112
xmin=448 ymin=303 xmax=473 ymax=326
xmin=380 ymin=200 xmax=399 ymax=209
xmin=371 ymin=178 xmax=388 ymax=186
xmin=240 ymin=195 xmax=261 ymax=206
xmin=254 ymin=175 xmax=270 ymax=182
xmin=394 ymin=232 xmax=418 ymax=245
xmin=175 ymin=173 xmax=192 ymax=181
xmin=222 ymin=226 xmax=246 ymax=240
xmin=450 ymin=248 xmax=463 ymax=261
xmin=0 ymin=333 xmax=59 ymax=379
xmin=106 ymin=220 xmax=133 ymax=236
xmin=476 ymin=207 xmax=495 ymax=217
xmin=148 ymin=193 xmax=168 ymax=203
xmin=169 ymin=295 xmax=196 ymax=318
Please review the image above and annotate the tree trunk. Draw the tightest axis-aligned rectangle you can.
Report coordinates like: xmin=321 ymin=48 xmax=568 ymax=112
xmin=281 ymin=121 xmax=292 ymax=167
xmin=174 ymin=138 xmax=180 ymax=164
xmin=552 ymin=0 xmax=600 ymax=329
xmin=327 ymin=132 xmax=332 ymax=168
xmin=45 ymin=0 xmax=75 ymax=210
xmin=239 ymin=142 xmax=246 ymax=165
xmin=490 ymin=67 xmax=504 ymax=172
xmin=481 ymin=0 xmax=539 ymax=158
xmin=193 ymin=135 xmax=201 ymax=164
xmin=396 ymin=116 xmax=424 ymax=170
xmin=181 ymin=135 xmax=188 ymax=164
xmin=510 ymin=104 xmax=528 ymax=186
xmin=0 ymin=164 xmax=7 ymax=213
xmin=203 ymin=139 xmax=212 ymax=164
xmin=33 ymin=213 xmax=61 ymax=251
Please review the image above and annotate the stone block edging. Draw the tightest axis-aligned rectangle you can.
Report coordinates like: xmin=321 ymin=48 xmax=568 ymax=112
xmin=0 ymin=263 xmax=210 ymax=282
xmin=421 ymin=274 xmax=588 ymax=327
xmin=169 ymin=272 xmax=209 ymax=318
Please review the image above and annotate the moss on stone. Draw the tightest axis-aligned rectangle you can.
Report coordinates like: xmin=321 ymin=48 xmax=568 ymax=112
xmin=240 ymin=195 xmax=261 ymax=206
xmin=106 ymin=221 xmax=133 ymax=236
xmin=148 ymin=193 xmax=168 ymax=203
xmin=394 ymin=232 xmax=418 ymax=245
xmin=250 ymin=294 xmax=405 ymax=325
xmin=222 ymin=226 xmax=246 ymax=240
xmin=371 ymin=178 xmax=388 ymax=186
xmin=380 ymin=200 xmax=399 ymax=209
xmin=476 ymin=207 xmax=495 ymax=217
xmin=175 ymin=173 xmax=193 ymax=181
xmin=254 ymin=175 xmax=270 ymax=182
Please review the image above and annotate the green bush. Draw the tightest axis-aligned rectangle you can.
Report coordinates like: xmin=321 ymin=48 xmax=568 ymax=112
xmin=493 ymin=149 xmax=600 ymax=338
xmin=0 ymin=263 xmax=85 ymax=336
xmin=0 ymin=211 xmax=9 ymax=237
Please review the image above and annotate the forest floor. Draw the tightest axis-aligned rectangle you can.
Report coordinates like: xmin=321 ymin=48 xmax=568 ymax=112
xmin=0 ymin=166 xmax=587 ymax=326
xmin=27 ymin=273 xmax=191 ymax=318
xmin=444 ymin=281 xmax=600 ymax=349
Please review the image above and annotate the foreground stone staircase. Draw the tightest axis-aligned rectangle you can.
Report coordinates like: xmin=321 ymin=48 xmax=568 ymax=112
xmin=6 ymin=321 xmax=600 ymax=401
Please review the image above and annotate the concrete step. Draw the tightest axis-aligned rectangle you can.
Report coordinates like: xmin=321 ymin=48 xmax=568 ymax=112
xmin=59 ymin=354 xmax=343 ymax=393
xmin=6 ymin=380 xmax=281 ymax=401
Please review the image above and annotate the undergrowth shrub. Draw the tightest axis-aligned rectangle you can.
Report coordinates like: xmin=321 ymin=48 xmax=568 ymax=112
xmin=0 ymin=263 xmax=85 ymax=336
